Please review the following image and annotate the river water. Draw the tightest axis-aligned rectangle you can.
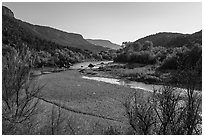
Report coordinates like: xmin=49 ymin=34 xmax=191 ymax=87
xmin=72 ymin=61 xmax=201 ymax=93
xmin=71 ymin=61 xmax=162 ymax=92
xmin=82 ymin=76 xmax=162 ymax=92
xmin=70 ymin=61 xmax=113 ymax=69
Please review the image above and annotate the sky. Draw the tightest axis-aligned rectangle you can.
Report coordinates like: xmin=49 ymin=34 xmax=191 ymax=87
xmin=2 ymin=2 xmax=202 ymax=45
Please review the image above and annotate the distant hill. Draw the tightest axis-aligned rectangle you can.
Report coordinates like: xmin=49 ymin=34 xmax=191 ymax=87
xmin=166 ymin=30 xmax=202 ymax=48
xmin=86 ymin=39 xmax=121 ymax=50
xmin=2 ymin=6 xmax=107 ymax=53
xmin=135 ymin=31 xmax=202 ymax=48
xmin=135 ymin=32 xmax=184 ymax=47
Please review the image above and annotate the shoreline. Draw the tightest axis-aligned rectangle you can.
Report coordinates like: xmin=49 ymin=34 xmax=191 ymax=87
xmin=80 ymin=62 xmax=202 ymax=91
xmin=31 ymin=60 xmax=201 ymax=91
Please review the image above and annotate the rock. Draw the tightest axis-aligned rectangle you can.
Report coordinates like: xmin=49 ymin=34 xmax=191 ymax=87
xmin=79 ymin=69 xmax=85 ymax=73
xmin=88 ymin=64 xmax=95 ymax=68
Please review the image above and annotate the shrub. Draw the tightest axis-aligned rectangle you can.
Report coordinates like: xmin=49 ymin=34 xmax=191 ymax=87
xmin=152 ymin=86 xmax=185 ymax=134
xmin=125 ymin=64 xmax=202 ymax=135
xmin=159 ymin=54 xmax=179 ymax=70
xmin=142 ymin=41 xmax=153 ymax=51
xmin=114 ymin=51 xmax=157 ymax=64
xmin=129 ymin=51 xmax=157 ymax=64
xmin=159 ymin=44 xmax=201 ymax=70
xmin=126 ymin=93 xmax=156 ymax=134
xmin=2 ymin=45 xmax=42 ymax=134
xmin=113 ymin=53 xmax=128 ymax=62
xmin=181 ymin=44 xmax=202 ymax=69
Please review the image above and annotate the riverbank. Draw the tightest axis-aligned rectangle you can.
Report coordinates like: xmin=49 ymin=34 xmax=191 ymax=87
xmin=81 ymin=62 xmax=201 ymax=91
xmin=28 ymin=61 xmax=201 ymax=134
xmin=32 ymin=69 xmax=152 ymax=134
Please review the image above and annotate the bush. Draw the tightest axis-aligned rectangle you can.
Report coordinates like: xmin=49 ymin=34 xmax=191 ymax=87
xmin=114 ymin=51 xmax=157 ymax=64
xmin=159 ymin=55 xmax=178 ymax=70
xmin=159 ymin=44 xmax=201 ymax=70
xmin=126 ymin=92 xmax=156 ymax=134
xmin=114 ymin=53 xmax=128 ymax=62
xmin=2 ymin=45 xmax=42 ymax=134
xmin=181 ymin=44 xmax=202 ymax=69
xmin=125 ymin=65 xmax=202 ymax=135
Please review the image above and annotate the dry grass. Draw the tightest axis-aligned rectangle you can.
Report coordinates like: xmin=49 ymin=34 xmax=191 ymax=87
xmin=32 ymin=70 xmax=149 ymax=134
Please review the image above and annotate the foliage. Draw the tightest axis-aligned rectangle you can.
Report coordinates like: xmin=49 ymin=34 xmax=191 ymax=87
xmin=136 ymin=32 xmax=183 ymax=47
xmin=124 ymin=41 xmax=143 ymax=52
xmin=3 ymin=14 xmax=111 ymax=68
xmin=159 ymin=44 xmax=201 ymax=70
xmin=129 ymin=51 xmax=157 ymax=64
xmin=166 ymin=30 xmax=202 ymax=48
xmin=115 ymin=30 xmax=202 ymax=69
xmin=2 ymin=45 xmax=42 ymax=134
xmin=142 ymin=40 xmax=153 ymax=51
xmin=114 ymin=41 xmax=157 ymax=64
xmin=126 ymin=92 xmax=156 ymax=134
xmin=125 ymin=67 xmax=202 ymax=135
xmin=116 ymin=41 xmax=201 ymax=71
xmin=152 ymin=86 xmax=184 ymax=134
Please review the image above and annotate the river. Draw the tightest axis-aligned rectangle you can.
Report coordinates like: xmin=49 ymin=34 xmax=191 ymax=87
xmin=71 ymin=61 xmax=162 ymax=92
xmin=82 ymin=76 xmax=162 ymax=92
xmin=71 ymin=61 xmax=201 ymax=93
xmin=70 ymin=60 xmax=113 ymax=69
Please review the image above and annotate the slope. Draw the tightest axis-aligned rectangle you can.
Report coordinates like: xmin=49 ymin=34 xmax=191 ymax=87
xmin=135 ymin=32 xmax=184 ymax=47
xmin=86 ymin=39 xmax=121 ymax=50
xmin=2 ymin=6 xmax=107 ymax=53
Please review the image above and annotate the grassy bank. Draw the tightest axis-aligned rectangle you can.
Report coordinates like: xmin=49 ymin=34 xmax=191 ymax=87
xmin=87 ymin=63 xmax=162 ymax=84
xmin=87 ymin=62 xmax=201 ymax=90
xmin=32 ymin=70 xmax=151 ymax=134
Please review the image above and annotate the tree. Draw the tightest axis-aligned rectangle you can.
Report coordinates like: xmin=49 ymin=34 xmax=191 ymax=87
xmin=142 ymin=41 xmax=153 ymax=51
xmin=126 ymin=66 xmax=202 ymax=135
xmin=126 ymin=92 xmax=156 ymax=134
xmin=2 ymin=45 xmax=42 ymax=134
xmin=176 ymin=66 xmax=202 ymax=134
xmin=152 ymin=86 xmax=184 ymax=134
xmin=132 ymin=42 xmax=143 ymax=51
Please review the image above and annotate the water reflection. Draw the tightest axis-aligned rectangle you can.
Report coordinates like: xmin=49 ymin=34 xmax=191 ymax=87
xmin=82 ymin=76 xmax=161 ymax=92
xmin=82 ymin=76 xmax=201 ymax=93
